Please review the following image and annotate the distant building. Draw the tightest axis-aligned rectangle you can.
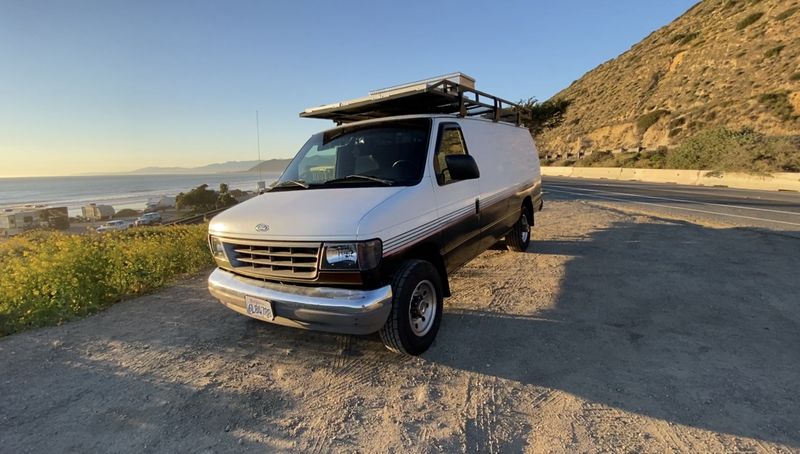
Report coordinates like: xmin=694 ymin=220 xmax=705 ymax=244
xmin=0 ymin=206 xmax=69 ymax=237
xmin=82 ymin=203 xmax=115 ymax=221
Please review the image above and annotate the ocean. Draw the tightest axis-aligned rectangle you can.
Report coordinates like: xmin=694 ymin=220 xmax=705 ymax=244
xmin=0 ymin=173 xmax=282 ymax=216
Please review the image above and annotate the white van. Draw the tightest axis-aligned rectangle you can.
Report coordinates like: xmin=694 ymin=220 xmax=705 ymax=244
xmin=207 ymin=76 xmax=542 ymax=354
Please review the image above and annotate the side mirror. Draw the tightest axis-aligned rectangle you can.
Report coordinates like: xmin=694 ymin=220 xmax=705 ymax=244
xmin=445 ymin=154 xmax=480 ymax=181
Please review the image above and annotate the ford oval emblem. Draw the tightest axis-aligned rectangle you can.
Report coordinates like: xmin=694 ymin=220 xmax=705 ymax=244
xmin=255 ymin=223 xmax=269 ymax=232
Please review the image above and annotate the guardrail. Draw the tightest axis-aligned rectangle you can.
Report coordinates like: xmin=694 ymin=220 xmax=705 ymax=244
xmin=542 ymin=167 xmax=800 ymax=192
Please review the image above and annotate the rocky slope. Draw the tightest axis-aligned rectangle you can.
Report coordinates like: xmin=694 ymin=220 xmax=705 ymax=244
xmin=538 ymin=0 xmax=800 ymax=156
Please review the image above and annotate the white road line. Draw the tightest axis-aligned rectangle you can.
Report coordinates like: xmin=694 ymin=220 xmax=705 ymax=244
xmin=557 ymin=181 xmax=777 ymax=200
xmin=546 ymin=188 xmax=800 ymax=227
xmin=546 ymin=184 xmax=800 ymax=216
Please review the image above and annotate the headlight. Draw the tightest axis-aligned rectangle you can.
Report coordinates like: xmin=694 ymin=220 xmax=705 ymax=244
xmin=208 ymin=236 xmax=226 ymax=259
xmin=321 ymin=239 xmax=382 ymax=271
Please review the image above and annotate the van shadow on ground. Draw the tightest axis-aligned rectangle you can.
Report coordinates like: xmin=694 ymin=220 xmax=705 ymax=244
xmin=427 ymin=215 xmax=800 ymax=447
xmin=0 ymin=336 xmax=300 ymax=452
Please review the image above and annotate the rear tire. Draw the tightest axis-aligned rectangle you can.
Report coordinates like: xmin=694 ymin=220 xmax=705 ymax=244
xmin=506 ymin=205 xmax=532 ymax=252
xmin=379 ymin=260 xmax=443 ymax=355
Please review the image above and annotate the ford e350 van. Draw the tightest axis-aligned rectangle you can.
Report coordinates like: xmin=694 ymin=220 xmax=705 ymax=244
xmin=207 ymin=74 xmax=542 ymax=355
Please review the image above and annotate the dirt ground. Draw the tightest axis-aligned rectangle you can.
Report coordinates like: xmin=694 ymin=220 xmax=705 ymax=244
xmin=1 ymin=200 xmax=799 ymax=453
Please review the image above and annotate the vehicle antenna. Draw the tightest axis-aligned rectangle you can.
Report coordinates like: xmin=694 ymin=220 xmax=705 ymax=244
xmin=256 ymin=110 xmax=262 ymax=181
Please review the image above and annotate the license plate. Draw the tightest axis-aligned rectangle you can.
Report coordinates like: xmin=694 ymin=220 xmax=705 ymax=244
xmin=245 ymin=295 xmax=274 ymax=321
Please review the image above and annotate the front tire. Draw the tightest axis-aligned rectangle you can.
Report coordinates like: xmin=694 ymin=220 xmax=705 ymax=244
xmin=506 ymin=205 xmax=532 ymax=252
xmin=379 ymin=260 xmax=443 ymax=355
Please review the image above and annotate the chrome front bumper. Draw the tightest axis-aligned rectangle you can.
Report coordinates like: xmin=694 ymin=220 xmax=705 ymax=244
xmin=207 ymin=268 xmax=393 ymax=335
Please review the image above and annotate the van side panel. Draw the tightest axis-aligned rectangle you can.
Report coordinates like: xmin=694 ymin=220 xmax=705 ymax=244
xmin=524 ymin=131 xmax=544 ymax=212
xmin=459 ymin=120 xmax=541 ymax=250
xmin=358 ymin=117 xmax=543 ymax=282
xmin=427 ymin=120 xmax=482 ymax=272
xmin=461 ymin=121 xmax=511 ymax=249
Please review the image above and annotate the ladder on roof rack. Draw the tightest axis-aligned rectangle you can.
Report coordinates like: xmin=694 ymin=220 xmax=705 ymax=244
xmin=300 ymin=78 xmax=526 ymax=126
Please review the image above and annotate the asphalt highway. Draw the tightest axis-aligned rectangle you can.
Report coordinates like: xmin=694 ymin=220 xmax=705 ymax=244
xmin=543 ymin=176 xmax=800 ymax=237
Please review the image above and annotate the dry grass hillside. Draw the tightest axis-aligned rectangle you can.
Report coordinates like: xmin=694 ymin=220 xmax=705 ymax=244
xmin=538 ymin=0 xmax=800 ymax=163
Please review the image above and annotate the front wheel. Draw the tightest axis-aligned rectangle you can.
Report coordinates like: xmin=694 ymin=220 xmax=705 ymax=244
xmin=379 ymin=260 xmax=443 ymax=355
xmin=506 ymin=206 xmax=532 ymax=252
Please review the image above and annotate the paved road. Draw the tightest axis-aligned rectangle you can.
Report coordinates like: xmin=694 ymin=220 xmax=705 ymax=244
xmin=544 ymin=176 xmax=800 ymax=237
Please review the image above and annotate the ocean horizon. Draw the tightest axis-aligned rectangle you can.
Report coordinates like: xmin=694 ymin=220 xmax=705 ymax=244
xmin=0 ymin=172 xmax=282 ymax=216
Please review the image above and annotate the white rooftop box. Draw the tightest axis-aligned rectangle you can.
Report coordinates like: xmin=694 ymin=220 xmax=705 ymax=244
xmin=368 ymin=72 xmax=476 ymax=97
xmin=302 ymin=72 xmax=477 ymax=118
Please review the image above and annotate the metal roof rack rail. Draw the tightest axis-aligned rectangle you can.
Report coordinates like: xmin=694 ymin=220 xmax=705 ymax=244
xmin=300 ymin=73 xmax=524 ymax=126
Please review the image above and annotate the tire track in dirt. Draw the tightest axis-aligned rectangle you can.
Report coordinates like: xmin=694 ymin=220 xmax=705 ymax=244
xmin=460 ymin=376 xmax=533 ymax=453
xmin=463 ymin=377 xmax=499 ymax=453
xmin=301 ymin=335 xmax=412 ymax=453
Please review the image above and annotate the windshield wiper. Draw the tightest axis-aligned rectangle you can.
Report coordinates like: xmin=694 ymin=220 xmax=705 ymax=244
xmin=271 ymin=180 xmax=309 ymax=190
xmin=325 ymin=175 xmax=394 ymax=186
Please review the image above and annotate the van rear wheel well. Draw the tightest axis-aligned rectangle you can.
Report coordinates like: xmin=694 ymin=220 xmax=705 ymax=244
xmin=523 ymin=196 xmax=534 ymax=224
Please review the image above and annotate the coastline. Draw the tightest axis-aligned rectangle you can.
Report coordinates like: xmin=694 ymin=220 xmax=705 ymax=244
xmin=0 ymin=172 xmax=281 ymax=216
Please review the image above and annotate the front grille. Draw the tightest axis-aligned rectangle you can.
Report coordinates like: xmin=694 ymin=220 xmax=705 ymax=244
xmin=223 ymin=238 xmax=321 ymax=280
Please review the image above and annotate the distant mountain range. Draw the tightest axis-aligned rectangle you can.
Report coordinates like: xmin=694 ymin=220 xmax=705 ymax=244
xmin=247 ymin=159 xmax=293 ymax=173
xmin=115 ymin=159 xmax=292 ymax=175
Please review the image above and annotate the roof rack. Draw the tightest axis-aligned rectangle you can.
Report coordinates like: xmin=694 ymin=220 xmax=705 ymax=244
xmin=300 ymin=73 xmax=524 ymax=126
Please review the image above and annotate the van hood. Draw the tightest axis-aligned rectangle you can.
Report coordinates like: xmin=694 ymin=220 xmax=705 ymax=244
xmin=208 ymin=187 xmax=406 ymax=240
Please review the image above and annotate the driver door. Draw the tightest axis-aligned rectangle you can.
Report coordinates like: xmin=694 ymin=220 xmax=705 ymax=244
xmin=431 ymin=121 xmax=481 ymax=271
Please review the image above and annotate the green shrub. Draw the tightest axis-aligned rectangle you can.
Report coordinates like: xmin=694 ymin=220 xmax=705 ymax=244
xmin=758 ymin=91 xmax=797 ymax=122
xmin=177 ymin=184 xmax=239 ymax=214
xmin=666 ymin=127 xmax=800 ymax=172
xmin=776 ymin=6 xmax=798 ymax=20
xmin=636 ymin=110 xmax=670 ymax=132
xmin=517 ymin=98 xmax=572 ymax=136
xmin=555 ymin=159 xmax=576 ymax=167
xmin=0 ymin=225 xmax=212 ymax=336
xmin=574 ymin=150 xmax=671 ymax=169
xmin=113 ymin=208 xmax=141 ymax=219
xmin=641 ymin=148 xmax=669 ymax=169
xmin=736 ymin=12 xmax=764 ymax=30
xmin=670 ymin=32 xmax=700 ymax=45
xmin=578 ymin=151 xmax=614 ymax=167
xmin=614 ymin=152 xmax=642 ymax=168
xmin=764 ymin=45 xmax=785 ymax=58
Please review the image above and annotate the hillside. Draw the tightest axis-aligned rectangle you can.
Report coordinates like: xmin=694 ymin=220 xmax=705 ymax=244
xmin=538 ymin=0 xmax=800 ymax=159
xmin=126 ymin=160 xmax=262 ymax=175
xmin=248 ymin=158 xmax=293 ymax=173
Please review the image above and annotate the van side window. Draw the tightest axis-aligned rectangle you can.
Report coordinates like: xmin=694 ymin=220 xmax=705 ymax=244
xmin=433 ymin=124 xmax=468 ymax=185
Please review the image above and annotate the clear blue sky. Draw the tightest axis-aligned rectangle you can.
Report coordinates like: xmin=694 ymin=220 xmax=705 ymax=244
xmin=0 ymin=0 xmax=698 ymax=177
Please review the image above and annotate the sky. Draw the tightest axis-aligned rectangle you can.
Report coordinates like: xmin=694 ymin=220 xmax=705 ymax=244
xmin=0 ymin=0 xmax=698 ymax=178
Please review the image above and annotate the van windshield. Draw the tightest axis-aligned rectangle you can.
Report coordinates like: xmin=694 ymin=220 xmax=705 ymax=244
xmin=273 ymin=119 xmax=430 ymax=191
